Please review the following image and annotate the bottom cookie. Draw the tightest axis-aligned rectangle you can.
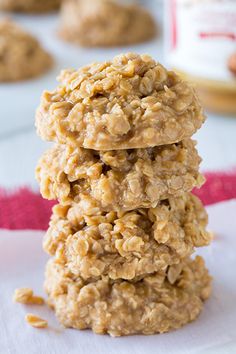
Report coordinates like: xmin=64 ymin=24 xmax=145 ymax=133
xmin=45 ymin=256 xmax=211 ymax=337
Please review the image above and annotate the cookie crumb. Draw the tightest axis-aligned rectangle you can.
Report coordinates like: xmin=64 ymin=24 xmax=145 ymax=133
xmin=13 ymin=288 xmax=44 ymax=305
xmin=25 ymin=314 xmax=48 ymax=328
xmin=30 ymin=296 xmax=45 ymax=305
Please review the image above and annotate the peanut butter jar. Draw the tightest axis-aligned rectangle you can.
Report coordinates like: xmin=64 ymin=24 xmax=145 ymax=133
xmin=165 ymin=0 xmax=236 ymax=115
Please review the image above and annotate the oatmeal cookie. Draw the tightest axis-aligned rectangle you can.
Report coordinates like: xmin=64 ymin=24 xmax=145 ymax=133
xmin=0 ymin=0 xmax=61 ymax=13
xmin=36 ymin=139 xmax=204 ymax=210
xmin=45 ymin=255 xmax=212 ymax=336
xmin=0 ymin=20 xmax=53 ymax=82
xmin=43 ymin=193 xmax=211 ymax=281
xmin=35 ymin=53 xmax=205 ymax=150
xmin=59 ymin=0 xmax=156 ymax=47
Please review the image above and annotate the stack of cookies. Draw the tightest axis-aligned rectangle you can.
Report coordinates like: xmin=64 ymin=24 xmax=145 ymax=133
xmin=36 ymin=53 xmax=212 ymax=337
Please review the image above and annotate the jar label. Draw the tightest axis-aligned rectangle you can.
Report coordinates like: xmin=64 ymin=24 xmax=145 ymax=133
xmin=165 ymin=0 xmax=236 ymax=82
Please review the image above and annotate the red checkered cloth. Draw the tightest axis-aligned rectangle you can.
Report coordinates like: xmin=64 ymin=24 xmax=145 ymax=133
xmin=1 ymin=172 xmax=236 ymax=230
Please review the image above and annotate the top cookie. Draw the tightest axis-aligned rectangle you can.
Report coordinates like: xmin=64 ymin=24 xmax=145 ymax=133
xmin=36 ymin=53 xmax=205 ymax=150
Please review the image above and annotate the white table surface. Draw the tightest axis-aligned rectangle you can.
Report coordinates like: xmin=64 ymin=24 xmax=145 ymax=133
xmin=0 ymin=3 xmax=236 ymax=190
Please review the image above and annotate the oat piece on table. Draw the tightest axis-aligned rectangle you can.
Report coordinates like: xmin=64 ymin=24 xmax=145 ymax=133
xmin=13 ymin=288 xmax=33 ymax=304
xmin=13 ymin=287 xmax=44 ymax=305
xmin=25 ymin=314 xmax=48 ymax=328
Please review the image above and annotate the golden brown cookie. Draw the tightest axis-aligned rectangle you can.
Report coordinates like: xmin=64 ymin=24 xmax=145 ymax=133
xmin=0 ymin=20 xmax=53 ymax=82
xmin=43 ymin=193 xmax=210 ymax=281
xmin=59 ymin=0 xmax=156 ymax=47
xmin=36 ymin=139 xmax=204 ymax=211
xmin=35 ymin=53 xmax=205 ymax=150
xmin=45 ymin=255 xmax=212 ymax=336
xmin=0 ymin=0 xmax=61 ymax=13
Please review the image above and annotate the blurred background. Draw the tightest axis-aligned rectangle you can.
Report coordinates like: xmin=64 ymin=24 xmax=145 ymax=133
xmin=0 ymin=0 xmax=235 ymax=192
xmin=1 ymin=2 xmax=236 ymax=348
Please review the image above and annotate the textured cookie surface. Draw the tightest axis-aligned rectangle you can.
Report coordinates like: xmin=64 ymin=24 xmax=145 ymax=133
xmin=43 ymin=193 xmax=210 ymax=281
xmin=35 ymin=53 xmax=205 ymax=150
xmin=45 ymin=255 xmax=212 ymax=336
xmin=59 ymin=0 xmax=156 ymax=47
xmin=36 ymin=139 xmax=204 ymax=211
xmin=0 ymin=20 xmax=52 ymax=82
xmin=0 ymin=0 xmax=60 ymax=12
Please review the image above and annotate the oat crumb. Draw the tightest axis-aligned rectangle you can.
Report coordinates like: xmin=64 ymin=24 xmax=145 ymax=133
xmin=25 ymin=314 xmax=48 ymax=328
xmin=13 ymin=288 xmax=44 ymax=305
